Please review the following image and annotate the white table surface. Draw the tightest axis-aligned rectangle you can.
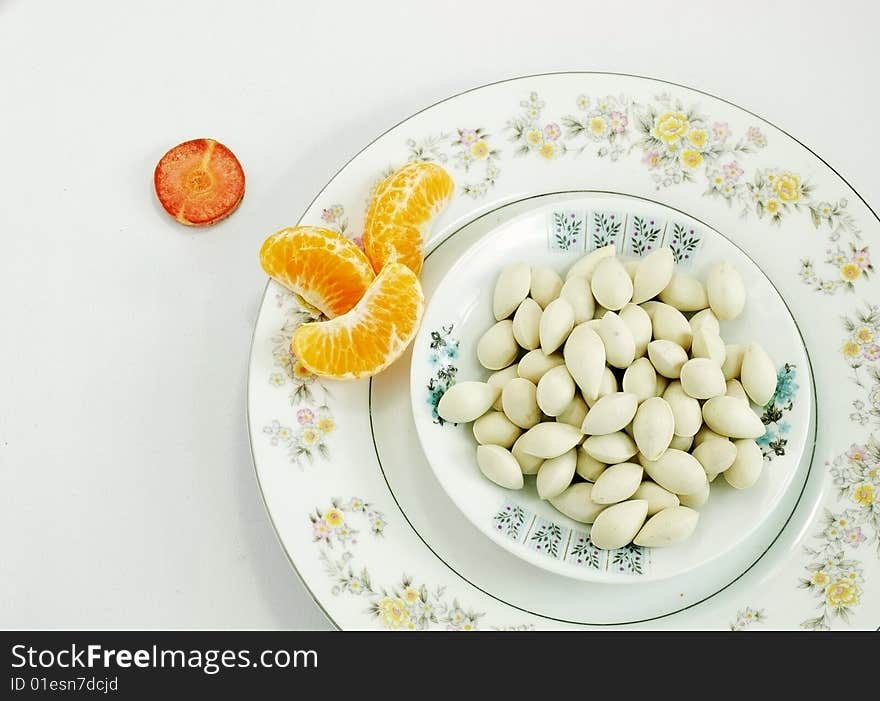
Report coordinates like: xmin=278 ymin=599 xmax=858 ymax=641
xmin=2 ymin=0 xmax=878 ymax=629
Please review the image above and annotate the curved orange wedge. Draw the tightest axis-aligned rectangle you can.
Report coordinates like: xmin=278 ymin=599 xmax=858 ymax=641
xmin=259 ymin=226 xmax=375 ymax=318
xmin=362 ymin=162 xmax=454 ymax=276
xmin=292 ymin=263 xmax=424 ymax=380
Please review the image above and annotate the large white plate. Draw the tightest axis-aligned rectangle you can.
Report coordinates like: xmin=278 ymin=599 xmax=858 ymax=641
xmin=248 ymin=73 xmax=880 ymax=630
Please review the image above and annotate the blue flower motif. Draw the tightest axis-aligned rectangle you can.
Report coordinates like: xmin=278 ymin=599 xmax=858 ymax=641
xmin=771 ymin=366 xmax=799 ymax=405
xmin=429 ymin=353 xmax=441 ymax=366
xmin=776 ymin=420 xmax=792 ymax=436
xmin=444 ymin=344 xmax=460 ymax=361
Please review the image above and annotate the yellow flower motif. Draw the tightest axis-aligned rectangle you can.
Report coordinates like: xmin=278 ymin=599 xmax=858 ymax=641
xmin=403 ymin=587 xmax=420 ymax=604
xmin=588 ymin=116 xmax=607 ymax=135
xmin=712 ymin=173 xmax=724 ymax=186
xmin=526 ymin=129 xmax=543 ymax=145
xmin=687 ymin=129 xmax=708 ymax=148
xmin=461 ymin=622 xmax=475 ymax=631
xmin=317 ymin=417 xmax=335 ymax=434
xmin=302 ymin=428 xmax=319 ymax=445
xmin=539 ymin=143 xmax=556 ymax=159
xmin=324 ymin=508 xmax=344 ymax=528
xmin=825 ymin=580 xmax=860 ymax=608
xmin=652 ymin=111 xmax=690 ymax=144
xmin=681 ymin=150 xmax=703 ymax=168
xmin=764 ymin=199 xmax=781 ymax=215
xmin=842 ymin=341 xmax=860 ymax=357
xmin=811 ymin=570 xmax=830 ymax=587
xmin=470 ymin=140 xmax=489 ymax=159
xmin=853 ymin=483 xmax=874 ymax=506
xmin=856 ymin=326 xmax=874 ymax=343
xmin=378 ymin=597 xmax=410 ymax=629
xmin=841 ymin=263 xmax=862 ymax=281
xmin=773 ymin=171 xmax=802 ymax=203
xmin=292 ymin=361 xmax=312 ymax=380
xmin=868 ymin=468 xmax=878 ymax=479
xmin=349 ymin=579 xmax=361 ymax=592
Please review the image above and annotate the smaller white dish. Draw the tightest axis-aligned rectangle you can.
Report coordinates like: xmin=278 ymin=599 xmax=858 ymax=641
xmin=410 ymin=195 xmax=812 ymax=583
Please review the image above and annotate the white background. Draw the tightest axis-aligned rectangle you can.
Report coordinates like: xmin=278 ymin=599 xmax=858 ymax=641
xmin=1 ymin=0 xmax=878 ymax=629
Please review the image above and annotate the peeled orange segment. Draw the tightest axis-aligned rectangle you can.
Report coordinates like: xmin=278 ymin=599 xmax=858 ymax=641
xmin=292 ymin=263 xmax=424 ymax=380
xmin=154 ymin=138 xmax=245 ymax=226
xmin=362 ymin=162 xmax=454 ymax=276
xmin=260 ymin=226 xmax=375 ymax=318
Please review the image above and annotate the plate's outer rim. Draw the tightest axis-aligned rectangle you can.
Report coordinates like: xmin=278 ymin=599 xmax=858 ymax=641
xmin=246 ymin=72 xmax=880 ymax=630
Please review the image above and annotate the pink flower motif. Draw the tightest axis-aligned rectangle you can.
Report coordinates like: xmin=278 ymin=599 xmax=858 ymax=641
xmin=712 ymin=122 xmax=731 ymax=142
xmin=844 ymin=527 xmax=866 ymax=546
xmin=641 ymin=149 xmax=661 ymax=169
xmin=853 ymin=248 xmax=871 ymax=270
xmin=863 ymin=344 xmax=880 ymax=361
xmin=459 ymin=128 xmax=478 ymax=145
xmin=321 ymin=209 xmax=334 ymax=223
xmin=543 ymin=123 xmax=562 ymax=141
xmin=350 ymin=236 xmax=365 ymax=251
xmin=609 ymin=111 xmax=628 ymax=134
xmin=297 ymin=408 xmax=315 ymax=425
xmin=847 ymin=443 xmax=868 ymax=463
xmin=312 ymin=519 xmax=330 ymax=540
xmin=722 ymin=160 xmax=743 ymax=181
xmin=746 ymin=126 xmax=766 ymax=146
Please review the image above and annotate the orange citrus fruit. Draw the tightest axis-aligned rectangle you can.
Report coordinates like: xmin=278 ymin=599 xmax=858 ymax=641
xmin=292 ymin=263 xmax=424 ymax=380
xmin=259 ymin=226 xmax=375 ymax=318
xmin=362 ymin=162 xmax=454 ymax=276
xmin=154 ymin=138 xmax=245 ymax=226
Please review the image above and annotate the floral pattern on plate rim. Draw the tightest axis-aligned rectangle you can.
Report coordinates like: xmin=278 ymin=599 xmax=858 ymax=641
xmin=263 ymin=292 xmax=336 ymax=466
xmin=791 ymin=310 xmax=880 ymax=629
xmin=792 ymin=306 xmax=880 ymax=629
xmin=405 ymin=128 xmax=501 ymax=199
xmin=729 ymin=607 xmax=767 ymax=631
xmin=399 ymin=90 xmax=869 ymax=296
xmin=312 ymin=497 xmax=529 ymax=630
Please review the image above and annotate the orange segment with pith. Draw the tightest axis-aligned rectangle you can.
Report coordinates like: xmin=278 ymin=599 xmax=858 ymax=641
xmin=292 ymin=263 xmax=424 ymax=380
xmin=154 ymin=138 xmax=245 ymax=226
xmin=362 ymin=162 xmax=454 ymax=275
xmin=259 ymin=226 xmax=375 ymax=318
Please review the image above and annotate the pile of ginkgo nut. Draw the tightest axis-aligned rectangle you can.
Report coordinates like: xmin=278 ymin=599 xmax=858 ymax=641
xmin=437 ymin=245 xmax=778 ymax=551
